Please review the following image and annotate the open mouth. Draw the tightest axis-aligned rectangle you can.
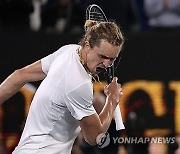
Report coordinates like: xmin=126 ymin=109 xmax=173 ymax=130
xmin=96 ymin=67 xmax=105 ymax=73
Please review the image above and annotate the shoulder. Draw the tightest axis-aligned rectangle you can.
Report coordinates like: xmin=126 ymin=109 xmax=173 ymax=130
xmin=58 ymin=44 xmax=79 ymax=51
xmin=65 ymin=74 xmax=93 ymax=97
xmin=66 ymin=82 xmax=93 ymax=105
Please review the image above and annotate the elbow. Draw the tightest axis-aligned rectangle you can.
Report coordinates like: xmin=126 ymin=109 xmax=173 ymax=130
xmin=84 ymin=136 xmax=97 ymax=146
xmin=82 ymin=131 xmax=101 ymax=146
xmin=13 ymin=68 xmax=27 ymax=83
xmin=13 ymin=69 xmax=23 ymax=78
xmin=14 ymin=69 xmax=22 ymax=75
xmin=79 ymin=114 xmax=108 ymax=146
xmin=83 ymin=129 xmax=105 ymax=146
xmin=84 ymin=132 xmax=110 ymax=147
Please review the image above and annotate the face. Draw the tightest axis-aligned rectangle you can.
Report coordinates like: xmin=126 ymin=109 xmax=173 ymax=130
xmin=85 ymin=39 xmax=122 ymax=75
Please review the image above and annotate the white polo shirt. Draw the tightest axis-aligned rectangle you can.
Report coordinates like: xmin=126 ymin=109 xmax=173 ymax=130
xmin=13 ymin=44 xmax=96 ymax=154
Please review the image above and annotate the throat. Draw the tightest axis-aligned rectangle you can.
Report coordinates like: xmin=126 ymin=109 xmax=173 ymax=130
xmin=77 ymin=48 xmax=91 ymax=75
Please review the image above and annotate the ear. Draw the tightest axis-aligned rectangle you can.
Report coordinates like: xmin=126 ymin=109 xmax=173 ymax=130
xmin=85 ymin=41 xmax=91 ymax=53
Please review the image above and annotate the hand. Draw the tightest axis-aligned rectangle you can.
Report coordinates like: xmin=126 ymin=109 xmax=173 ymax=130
xmin=104 ymin=77 xmax=123 ymax=106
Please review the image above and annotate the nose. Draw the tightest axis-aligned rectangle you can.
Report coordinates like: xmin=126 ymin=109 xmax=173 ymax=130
xmin=103 ymin=59 xmax=112 ymax=68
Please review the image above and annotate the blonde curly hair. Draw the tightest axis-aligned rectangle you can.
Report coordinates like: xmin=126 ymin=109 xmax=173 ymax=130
xmin=79 ymin=20 xmax=124 ymax=48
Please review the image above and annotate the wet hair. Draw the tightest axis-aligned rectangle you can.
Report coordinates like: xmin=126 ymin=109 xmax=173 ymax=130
xmin=79 ymin=20 xmax=124 ymax=48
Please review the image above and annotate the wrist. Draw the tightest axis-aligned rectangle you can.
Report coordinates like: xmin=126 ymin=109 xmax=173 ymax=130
xmin=107 ymin=94 xmax=119 ymax=111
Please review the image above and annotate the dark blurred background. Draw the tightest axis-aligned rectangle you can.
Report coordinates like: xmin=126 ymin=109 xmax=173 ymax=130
xmin=0 ymin=0 xmax=180 ymax=154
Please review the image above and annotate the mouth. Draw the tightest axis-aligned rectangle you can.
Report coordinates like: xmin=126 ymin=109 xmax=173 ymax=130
xmin=96 ymin=67 xmax=105 ymax=73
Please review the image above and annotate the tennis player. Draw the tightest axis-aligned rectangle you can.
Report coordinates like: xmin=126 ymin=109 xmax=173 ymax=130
xmin=0 ymin=20 xmax=124 ymax=154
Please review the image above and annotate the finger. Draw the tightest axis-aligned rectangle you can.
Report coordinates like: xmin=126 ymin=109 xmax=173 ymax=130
xmin=118 ymin=85 xmax=123 ymax=93
xmin=112 ymin=77 xmax=118 ymax=82
xmin=119 ymin=88 xmax=122 ymax=92
xmin=104 ymin=85 xmax=109 ymax=94
xmin=118 ymin=87 xmax=122 ymax=92
xmin=104 ymin=85 xmax=108 ymax=90
xmin=118 ymin=84 xmax=122 ymax=88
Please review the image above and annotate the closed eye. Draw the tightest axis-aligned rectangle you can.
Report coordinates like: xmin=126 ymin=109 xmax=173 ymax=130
xmin=99 ymin=54 xmax=116 ymax=63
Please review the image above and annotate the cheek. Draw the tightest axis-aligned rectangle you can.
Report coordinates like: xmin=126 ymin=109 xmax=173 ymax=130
xmin=88 ymin=53 xmax=98 ymax=64
xmin=92 ymin=57 xmax=101 ymax=66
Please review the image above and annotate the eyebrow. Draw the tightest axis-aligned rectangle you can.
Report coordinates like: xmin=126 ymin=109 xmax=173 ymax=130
xmin=99 ymin=54 xmax=117 ymax=60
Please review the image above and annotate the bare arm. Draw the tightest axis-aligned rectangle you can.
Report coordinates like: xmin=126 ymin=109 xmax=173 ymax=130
xmin=79 ymin=77 xmax=122 ymax=145
xmin=0 ymin=60 xmax=46 ymax=105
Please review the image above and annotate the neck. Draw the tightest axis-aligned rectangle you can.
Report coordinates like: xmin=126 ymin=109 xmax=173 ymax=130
xmin=77 ymin=47 xmax=90 ymax=74
xmin=77 ymin=47 xmax=100 ymax=82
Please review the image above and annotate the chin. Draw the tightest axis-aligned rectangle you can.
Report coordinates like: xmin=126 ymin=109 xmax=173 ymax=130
xmin=94 ymin=72 xmax=99 ymax=75
xmin=94 ymin=70 xmax=102 ymax=75
xmin=92 ymin=71 xmax=98 ymax=75
xmin=90 ymin=70 xmax=98 ymax=75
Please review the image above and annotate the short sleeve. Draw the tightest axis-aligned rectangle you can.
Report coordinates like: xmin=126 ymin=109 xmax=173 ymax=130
xmin=65 ymin=83 xmax=96 ymax=120
xmin=41 ymin=45 xmax=73 ymax=74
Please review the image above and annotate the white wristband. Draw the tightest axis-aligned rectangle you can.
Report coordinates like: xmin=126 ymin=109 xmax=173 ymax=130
xmin=114 ymin=105 xmax=125 ymax=131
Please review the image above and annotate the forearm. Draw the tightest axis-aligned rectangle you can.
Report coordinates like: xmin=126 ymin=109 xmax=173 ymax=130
xmin=0 ymin=60 xmax=46 ymax=105
xmin=80 ymin=78 xmax=122 ymax=145
xmin=98 ymin=95 xmax=117 ymax=133
xmin=79 ymin=97 xmax=116 ymax=145
xmin=82 ymin=96 xmax=117 ymax=145
xmin=0 ymin=70 xmax=26 ymax=105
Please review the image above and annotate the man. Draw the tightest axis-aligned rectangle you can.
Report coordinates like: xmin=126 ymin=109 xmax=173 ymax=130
xmin=0 ymin=20 xmax=124 ymax=153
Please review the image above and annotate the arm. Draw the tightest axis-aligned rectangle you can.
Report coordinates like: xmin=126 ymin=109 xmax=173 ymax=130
xmin=0 ymin=45 xmax=70 ymax=104
xmin=79 ymin=77 xmax=122 ymax=145
xmin=0 ymin=60 xmax=46 ymax=105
